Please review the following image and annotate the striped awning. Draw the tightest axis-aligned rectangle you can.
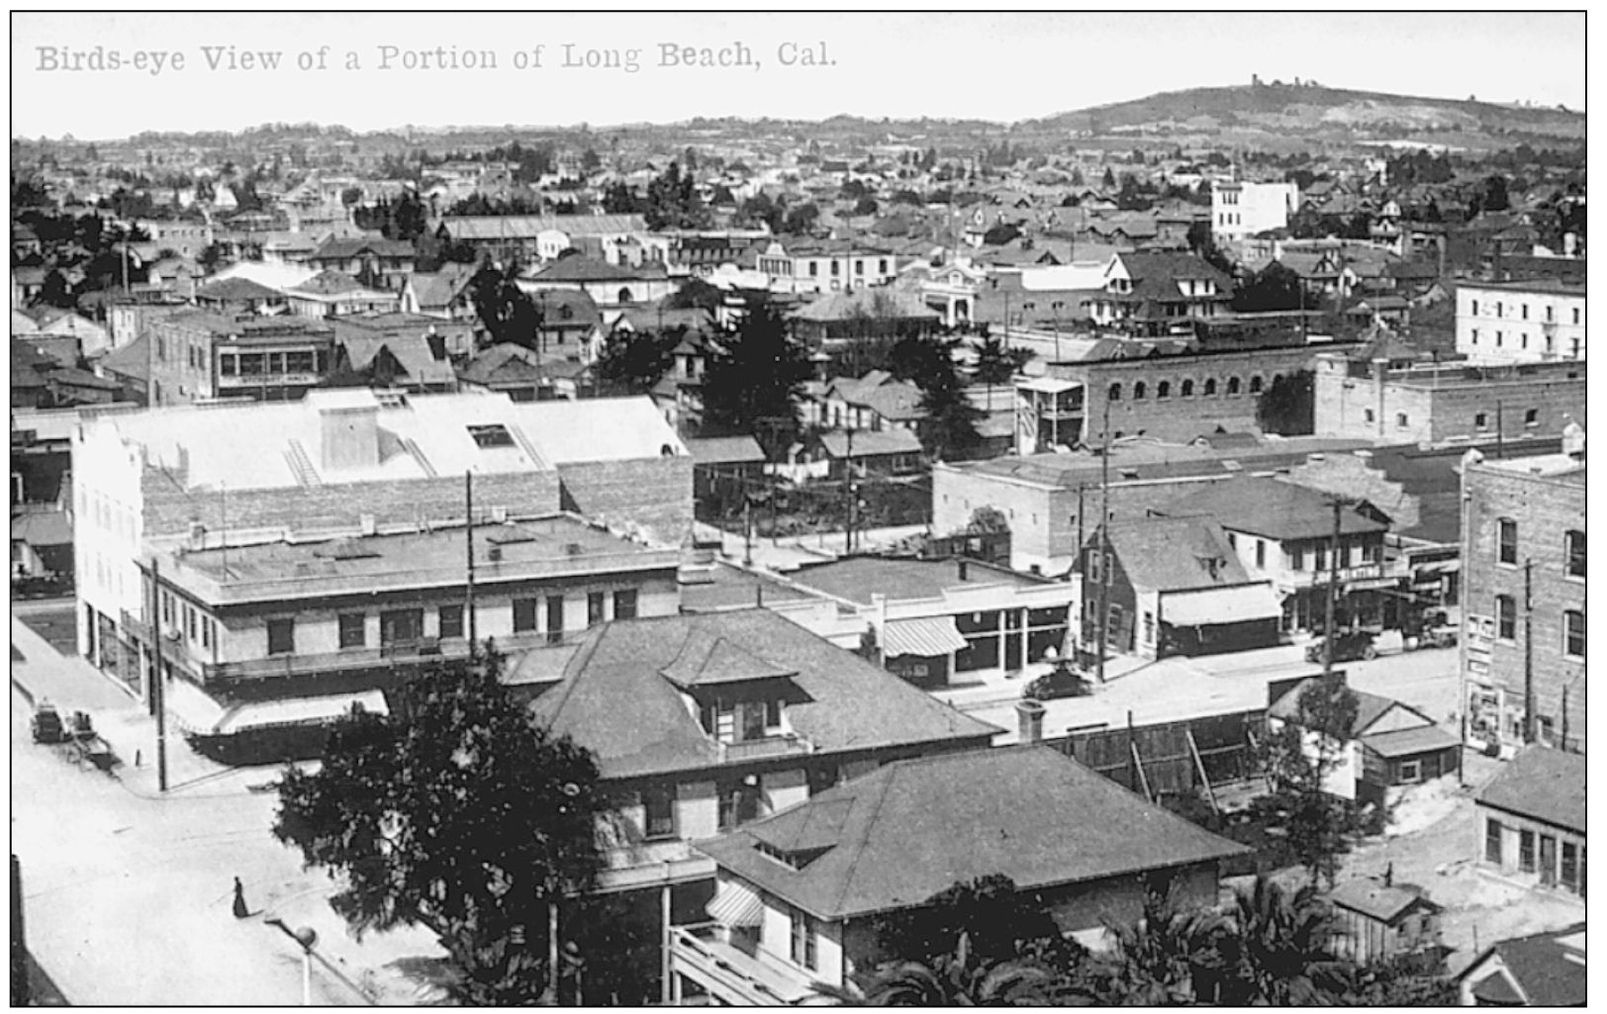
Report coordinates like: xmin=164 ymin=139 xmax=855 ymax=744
xmin=706 ymin=879 xmax=763 ymax=928
xmin=882 ymin=617 xmax=969 ymax=658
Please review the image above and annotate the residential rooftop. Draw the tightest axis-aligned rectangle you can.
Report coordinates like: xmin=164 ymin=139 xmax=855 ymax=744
xmin=948 ymin=436 xmax=1376 ymax=489
xmin=678 ymin=562 xmax=819 ymax=612
xmin=786 ymin=556 xmax=1049 ymax=607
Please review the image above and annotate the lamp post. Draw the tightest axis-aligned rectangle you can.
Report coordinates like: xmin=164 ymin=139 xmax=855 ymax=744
xmin=265 ymin=918 xmax=318 ymax=1006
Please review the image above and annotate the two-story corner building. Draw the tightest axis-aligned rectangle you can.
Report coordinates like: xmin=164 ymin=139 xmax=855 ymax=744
xmin=1312 ymin=353 xmax=1586 ymax=445
xmin=670 ymin=744 xmax=1248 ymax=1005
xmin=1211 ymin=180 xmax=1299 ymax=246
xmin=146 ymin=310 xmax=338 ymax=406
xmin=527 ymin=609 xmax=1000 ymax=994
xmin=1474 ymin=747 xmax=1586 ymax=899
xmin=1090 ymin=251 xmax=1235 ymax=336
xmin=72 ymin=389 xmax=692 ymax=702
xmin=302 ymin=237 xmax=417 ymax=292
xmin=1078 ymin=516 xmax=1283 ymax=660
xmin=1455 ymin=279 xmax=1586 ymax=365
xmin=754 ymin=238 xmax=899 ymax=296
xmin=1459 ymin=427 xmax=1587 ymax=754
xmin=1157 ymin=476 xmax=1395 ymax=633
xmin=284 ymin=270 xmax=404 ymax=319
xmin=136 ymin=513 xmax=680 ymax=705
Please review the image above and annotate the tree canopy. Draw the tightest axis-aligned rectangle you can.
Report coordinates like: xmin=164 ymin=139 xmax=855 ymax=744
xmin=699 ymin=303 xmax=810 ymax=439
xmin=272 ymin=655 xmax=606 ymax=1005
xmin=469 ymin=263 xmax=543 ymax=348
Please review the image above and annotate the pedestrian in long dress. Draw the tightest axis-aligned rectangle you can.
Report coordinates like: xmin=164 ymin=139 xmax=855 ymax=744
xmin=232 ymin=876 xmax=249 ymax=918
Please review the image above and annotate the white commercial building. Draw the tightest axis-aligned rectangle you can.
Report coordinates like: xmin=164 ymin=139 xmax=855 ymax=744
xmin=1455 ymin=280 xmax=1586 ymax=364
xmin=1212 ymin=181 xmax=1300 ymax=245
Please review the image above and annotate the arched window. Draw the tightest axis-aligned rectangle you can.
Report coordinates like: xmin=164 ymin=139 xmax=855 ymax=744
xmin=1227 ymin=376 xmax=1242 ymax=396
xmin=1157 ymin=381 xmax=1171 ymax=400
xmin=1272 ymin=373 xmax=1284 ymax=387
xmin=1108 ymin=383 xmax=1122 ymax=402
xmin=1180 ymin=379 xmax=1194 ymax=397
xmin=618 ymin=287 xmax=634 ymax=303
xmin=1249 ymin=375 xmax=1264 ymax=394
xmin=1203 ymin=378 xmax=1218 ymax=396
xmin=1133 ymin=381 xmax=1147 ymax=400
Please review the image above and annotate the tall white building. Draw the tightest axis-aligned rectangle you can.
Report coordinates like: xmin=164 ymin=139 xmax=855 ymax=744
xmin=1455 ymin=280 xmax=1586 ymax=364
xmin=1212 ymin=181 xmax=1300 ymax=244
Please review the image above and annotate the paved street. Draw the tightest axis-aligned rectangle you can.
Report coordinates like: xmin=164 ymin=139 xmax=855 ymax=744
xmin=10 ymin=614 xmax=445 ymax=1006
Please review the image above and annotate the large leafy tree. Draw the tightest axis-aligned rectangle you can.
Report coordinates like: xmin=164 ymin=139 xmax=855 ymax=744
xmin=469 ymin=263 xmax=543 ymax=349
xmin=1256 ymin=369 xmax=1315 ymax=436
xmin=1259 ymin=674 xmax=1368 ymax=886
xmin=593 ymin=326 xmax=681 ymax=397
xmin=272 ymin=657 xmax=606 ymax=1006
xmin=1232 ymin=262 xmax=1305 ymax=313
xmin=700 ymin=303 xmax=810 ymax=438
xmin=814 ymin=932 xmax=1082 ymax=1006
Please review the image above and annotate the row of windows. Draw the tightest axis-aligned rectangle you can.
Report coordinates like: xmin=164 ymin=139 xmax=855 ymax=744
xmin=269 ymin=590 xmax=641 ymax=655
xmin=1106 ymin=373 xmax=1278 ymax=402
xmin=1468 ymin=298 xmax=1581 ymax=325
xmin=219 ymin=349 xmax=326 ymax=377
xmin=161 ymin=589 xmax=217 ymax=652
xmin=1485 ymin=818 xmax=1585 ymax=892
xmin=790 ymin=257 xmax=890 ymax=278
xmin=1467 ymin=329 xmax=1580 ymax=356
xmin=1490 ymin=598 xmax=1585 ymax=657
xmin=1496 ymin=521 xmax=1585 ymax=576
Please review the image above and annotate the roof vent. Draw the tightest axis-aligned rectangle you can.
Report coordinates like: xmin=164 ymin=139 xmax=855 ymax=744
xmin=565 ymin=542 xmax=584 ymax=556
xmin=488 ymin=545 xmax=503 ymax=563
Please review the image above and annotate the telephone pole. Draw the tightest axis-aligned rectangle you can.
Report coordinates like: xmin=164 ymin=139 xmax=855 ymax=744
xmin=465 ymin=471 xmax=477 ymax=651
xmin=1523 ymin=558 xmax=1535 ymax=742
xmin=148 ymin=556 xmax=168 ymax=793
xmin=1096 ymin=397 xmax=1112 ymax=684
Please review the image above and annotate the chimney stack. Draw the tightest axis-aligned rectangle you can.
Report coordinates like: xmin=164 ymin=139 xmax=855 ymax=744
xmin=957 ymin=558 xmax=970 ymax=581
xmin=1016 ymin=699 xmax=1045 ymax=744
xmin=319 ymin=403 xmax=380 ymax=471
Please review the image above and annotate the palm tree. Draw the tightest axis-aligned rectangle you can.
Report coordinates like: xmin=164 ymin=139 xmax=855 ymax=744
xmin=1092 ymin=887 xmax=1231 ymax=1004
xmin=1219 ymin=876 xmax=1350 ymax=1005
xmin=810 ymin=932 xmax=1093 ymax=1006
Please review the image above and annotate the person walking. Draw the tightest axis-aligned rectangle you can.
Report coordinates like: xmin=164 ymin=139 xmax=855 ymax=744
xmin=232 ymin=876 xmax=250 ymax=919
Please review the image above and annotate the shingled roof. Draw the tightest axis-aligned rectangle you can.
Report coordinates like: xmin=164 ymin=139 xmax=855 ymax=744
xmin=528 ymin=610 xmax=999 ymax=780
xmin=1100 ymin=516 xmax=1250 ymax=594
xmin=1476 ymin=746 xmax=1586 ymax=835
xmin=696 ymin=744 xmax=1248 ymax=920
xmin=1159 ymin=476 xmax=1391 ymax=542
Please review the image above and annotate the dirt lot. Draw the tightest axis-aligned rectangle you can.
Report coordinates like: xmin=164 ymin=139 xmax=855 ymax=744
xmin=1330 ymin=750 xmax=1585 ymax=975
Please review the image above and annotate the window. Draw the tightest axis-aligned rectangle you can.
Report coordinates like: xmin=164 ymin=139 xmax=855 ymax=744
xmin=643 ymin=790 xmax=675 ymax=839
xmin=201 ymin=616 xmax=211 ymax=649
xmin=613 ymin=589 xmax=639 ymax=620
xmin=1562 ymin=842 xmax=1579 ymax=890
xmin=338 ymin=613 xmax=366 ymax=648
xmin=1496 ymin=594 xmax=1517 ymax=641
xmin=438 ymin=604 xmax=464 ymax=639
xmin=1107 ymin=383 xmax=1122 ymax=402
xmin=1398 ymin=759 xmax=1422 ymax=784
xmin=1203 ymin=378 xmax=1217 ymax=396
xmin=1496 ymin=331 xmax=1504 ymax=347
xmin=1498 ymin=518 xmax=1518 ymax=564
xmin=1180 ymin=379 xmax=1194 ymax=397
xmin=1519 ymin=829 xmax=1536 ymax=873
xmin=1564 ymin=609 xmax=1585 ymax=658
xmin=380 ymin=608 xmax=423 ymax=646
xmin=765 ymin=698 xmax=783 ymax=730
xmin=1255 ymin=540 xmax=1266 ymax=568
xmin=1226 ymin=376 xmax=1241 ymax=396
xmin=267 ymin=618 xmax=295 ymax=656
xmin=588 ymin=591 xmax=605 ymax=627
xmin=546 ymin=595 xmax=565 ymax=645
xmin=1364 ymin=408 xmax=1375 ymax=423
xmin=1547 ymin=305 xmax=1555 ymax=322
xmin=513 ymin=598 xmax=538 ymax=632
xmin=1496 ymin=301 xmax=1503 ymax=319
xmin=220 ymin=354 xmax=237 ymax=376
xmin=1315 ymin=543 xmax=1329 ymax=572
xmin=831 ymin=260 xmax=840 ymax=277
xmin=1396 ymin=412 xmax=1409 ymax=428
xmin=878 ymin=259 xmax=887 ymax=274
xmin=467 ymin=424 xmax=515 ymax=448
xmin=1249 ymin=375 xmax=1264 ymax=394
xmin=1156 ymin=381 xmax=1170 ymax=399
xmin=1572 ymin=308 xmax=1580 ymax=325
xmin=1132 ymin=381 xmax=1146 ymax=400
xmin=790 ymin=909 xmax=817 ymax=970
xmin=1290 ymin=546 xmax=1304 ymax=571
xmin=855 ymin=259 xmax=863 ymax=276
xmin=1486 ymin=819 xmax=1504 ymax=864
xmin=1524 ymin=408 xmax=1538 ymax=427
xmin=1475 ymin=411 xmax=1489 ymax=430
xmin=808 ymin=261 xmax=818 ymax=277
xmin=1087 ymin=548 xmax=1101 ymax=582
xmin=1226 ymin=532 xmax=1237 ymax=548
xmin=1566 ymin=530 xmax=1585 ymax=578
xmin=1470 ymin=299 xmax=1479 ymax=315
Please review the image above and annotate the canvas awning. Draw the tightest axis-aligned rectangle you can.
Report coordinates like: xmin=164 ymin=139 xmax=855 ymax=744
xmin=214 ymin=690 xmax=389 ymax=735
xmin=1161 ymin=584 xmax=1283 ymax=627
xmin=1018 ymin=377 xmax=1080 ymax=394
xmin=706 ymin=879 xmax=764 ymax=928
xmin=882 ymin=616 xmax=969 ymax=658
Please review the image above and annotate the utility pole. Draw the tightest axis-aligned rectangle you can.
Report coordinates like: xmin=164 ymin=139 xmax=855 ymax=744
xmin=148 ymin=556 xmax=168 ymax=793
xmin=1096 ymin=397 xmax=1112 ymax=684
xmin=1495 ymin=401 xmax=1504 ymax=459
xmin=844 ymin=427 xmax=855 ymax=555
xmin=1076 ymin=483 xmax=1085 ymax=554
xmin=465 ymin=471 xmax=477 ymax=652
xmin=1323 ymin=498 xmax=1343 ymax=678
xmin=1523 ymin=558 xmax=1535 ymax=743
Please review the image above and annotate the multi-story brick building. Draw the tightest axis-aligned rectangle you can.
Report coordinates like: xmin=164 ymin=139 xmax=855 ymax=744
xmin=145 ymin=310 xmax=337 ymax=405
xmin=1459 ymin=424 xmax=1586 ymax=753
xmin=1313 ymin=353 xmax=1586 ymax=444
xmin=72 ymin=389 xmax=691 ymax=702
xmin=1455 ymin=279 xmax=1586 ymax=365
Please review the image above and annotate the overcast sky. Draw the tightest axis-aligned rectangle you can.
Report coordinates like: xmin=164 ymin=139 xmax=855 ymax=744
xmin=10 ymin=11 xmax=1587 ymax=140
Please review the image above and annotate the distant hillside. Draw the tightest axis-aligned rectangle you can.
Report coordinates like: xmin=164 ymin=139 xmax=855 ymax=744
xmin=1019 ymin=82 xmax=1584 ymax=146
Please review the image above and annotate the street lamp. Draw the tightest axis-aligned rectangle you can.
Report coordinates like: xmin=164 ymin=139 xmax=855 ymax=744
xmin=265 ymin=918 xmax=318 ymax=1006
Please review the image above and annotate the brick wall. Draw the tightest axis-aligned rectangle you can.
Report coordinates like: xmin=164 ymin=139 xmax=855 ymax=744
xmin=558 ymin=456 xmax=694 ymax=547
xmin=1049 ymin=345 xmax=1325 ymax=444
xmin=1461 ymin=462 xmax=1586 ymax=748
xmin=1316 ymin=356 xmax=1587 ymax=443
xmin=146 ymin=318 xmax=217 ymax=405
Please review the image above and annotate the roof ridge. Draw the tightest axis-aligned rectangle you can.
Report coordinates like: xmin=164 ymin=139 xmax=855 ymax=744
xmin=829 ymin=760 xmax=901 ymax=919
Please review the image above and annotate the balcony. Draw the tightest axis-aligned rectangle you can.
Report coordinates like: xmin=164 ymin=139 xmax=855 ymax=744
xmin=717 ymin=733 xmax=814 ymax=764
xmin=668 ymin=923 xmax=817 ymax=1006
xmin=595 ymin=838 xmax=715 ymax=893
xmin=197 ymin=629 xmax=567 ymax=683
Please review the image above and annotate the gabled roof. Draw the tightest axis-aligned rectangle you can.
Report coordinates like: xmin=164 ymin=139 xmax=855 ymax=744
xmin=1456 ymin=922 xmax=1587 ymax=1007
xmin=696 ymin=744 xmax=1248 ymax=921
xmin=1100 ymin=516 xmax=1250 ymax=594
xmin=1117 ymin=250 xmax=1234 ymax=289
xmin=791 ymin=287 xmax=938 ymax=324
xmin=1327 ymin=878 xmax=1439 ymax=925
xmin=825 ymin=371 xmax=926 ymax=422
xmin=310 ymin=237 xmax=415 ymax=260
xmin=439 ymin=214 xmax=648 ymax=241
xmin=1268 ymin=680 xmax=1416 ymax=740
xmin=528 ymin=610 xmax=998 ymax=780
xmin=195 ymin=277 xmax=285 ymax=302
xmin=528 ymin=256 xmax=669 ymax=283
xmin=457 ymin=343 xmax=546 ymax=386
xmin=817 ymin=428 xmax=922 ymax=459
xmin=685 ymin=435 xmax=766 ymax=466
xmin=406 ymin=264 xmax=476 ymax=309
xmin=1476 ymin=746 xmax=1586 ymax=834
xmin=1159 ymin=476 xmax=1390 ymax=541
xmin=659 ymin=630 xmax=799 ymax=688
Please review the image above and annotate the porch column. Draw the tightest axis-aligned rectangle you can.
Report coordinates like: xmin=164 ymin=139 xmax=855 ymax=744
xmin=660 ymin=880 xmax=673 ymax=1005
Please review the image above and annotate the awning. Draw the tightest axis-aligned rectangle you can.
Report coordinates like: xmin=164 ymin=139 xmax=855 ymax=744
xmin=214 ymin=690 xmax=389 ymax=735
xmin=706 ymin=879 xmax=763 ymax=928
xmin=1346 ymin=577 xmax=1402 ymax=592
xmin=1018 ymin=377 xmax=1080 ymax=394
xmin=1161 ymin=584 xmax=1283 ymax=627
xmin=882 ymin=616 xmax=969 ymax=658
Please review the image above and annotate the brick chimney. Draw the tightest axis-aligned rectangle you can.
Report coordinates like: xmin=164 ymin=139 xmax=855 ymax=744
xmin=1016 ymin=699 xmax=1045 ymax=743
